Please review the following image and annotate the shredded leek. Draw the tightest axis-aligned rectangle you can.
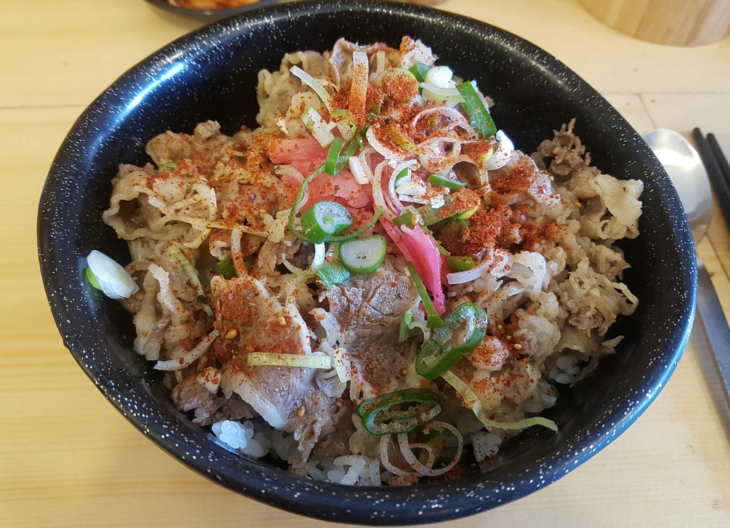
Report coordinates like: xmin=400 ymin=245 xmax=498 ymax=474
xmin=290 ymin=66 xmax=333 ymax=111
xmin=247 ymin=352 xmax=331 ymax=369
xmin=333 ymin=347 xmax=351 ymax=382
xmin=441 ymin=370 xmax=558 ymax=432
xmin=167 ymin=245 xmax=204 ymax=296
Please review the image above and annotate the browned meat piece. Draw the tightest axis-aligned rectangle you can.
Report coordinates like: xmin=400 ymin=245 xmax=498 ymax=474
xmin=326 ymin=261 xmax=419 ymax=399
xmin=145 ymin=121 xmax=242 ymax=177
xmin=310 ymin=400 xmax=356 ymax=460
xmin=533 ymin=118 xmax=594 ymax=178
xmin=210 ymin=274 xmax=338 ymax=466
xmin=488 ymin=152 xmax=555 ymax=206
xmin=572 ymin=336 xmax=624 ymax=385
xmin=171 ymin=375 xmax=255 ymax=426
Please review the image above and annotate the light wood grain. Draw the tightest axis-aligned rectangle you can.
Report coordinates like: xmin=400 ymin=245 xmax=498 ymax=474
xmin=579 ymin=0 xmax=730 ymax=46
xmin=2 ymin=1 xmax=730 ymax=527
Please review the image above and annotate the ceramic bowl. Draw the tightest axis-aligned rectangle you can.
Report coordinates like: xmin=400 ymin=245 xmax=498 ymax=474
xmin=38 ymin=0 xmax=696 ymax=524
xmin=145 ymin=0 xmax=280 ymax=19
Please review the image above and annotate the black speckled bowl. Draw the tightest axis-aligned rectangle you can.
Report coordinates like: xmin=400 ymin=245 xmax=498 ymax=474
xmin=38 ymin=0 xmax=696 ymax=524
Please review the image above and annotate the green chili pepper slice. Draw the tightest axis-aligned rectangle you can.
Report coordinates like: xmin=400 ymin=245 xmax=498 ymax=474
xmin=457 ymin=81 xmax=497 ymax=139
xmin=416 ymin=302 xmax=488 ymax=380
xmin=356 ymin=388 xmax=442 ymax=436
xmin=398 ymin=308 xmax=424 ymax=342
xmin=405 ymin=262 xmax=445 ymax=329
xmin=216 ymin=258 xmax=237 ymax=279
xmin=288 ymin=164 xmax=324 ymax=242
xmin=427 ymin=174 xmax=467 ymax=190
xmin=300 ymin=201 xmax=353 ymax=243
xmin=446 ymin=256 xmax=476 ymax=272
xmin=393 ymin=189 xmax=481 ymax=227
xmin=326 ymin=207 xmax=384 ymax=243
xmin=316 ymin=259 xmax=350 ymax=288
xmin=324 ymin=138 xmax=346 ymax=176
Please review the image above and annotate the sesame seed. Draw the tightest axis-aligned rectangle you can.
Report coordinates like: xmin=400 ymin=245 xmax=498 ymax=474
xmin=297 ymin=406 xmax=305 ymax=417
xmin=225 ymin=329 xmax=238 ymax=339
xmin=369 ymin=361 xmax=379 ymax=370
xmin=278 ymin=316 xmax=286 ymax=326
xmin=513 ymin=343 xmax=523 ymax=350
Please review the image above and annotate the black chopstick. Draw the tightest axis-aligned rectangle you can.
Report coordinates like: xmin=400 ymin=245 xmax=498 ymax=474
xmin=707 ymin=133 xmax=730 ymax=187
xmin=692 ymin=127 xmax=730 ymax=229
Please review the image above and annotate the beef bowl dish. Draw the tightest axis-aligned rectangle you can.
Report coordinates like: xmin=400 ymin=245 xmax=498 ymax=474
xmin=38 ymin=0 xmax=695 ymax=524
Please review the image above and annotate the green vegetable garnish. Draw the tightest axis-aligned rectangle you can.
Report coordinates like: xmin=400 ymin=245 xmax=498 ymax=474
xmin=408 ymin=63 xmax=431 ymax=83
xmin=416 ymin=302 xmax=488 ymax=380
xmin=427 ymin=174 xmax=467 ymax=190
xmin=446 ymin=256 xmax=476 ymax=272
xmin=356 ymin=388 xmax=442 ymax=436
xmin=457 ymin=81 xmax=497 ymax=139
xmin=339 ymin=235 xmax=387 ymax=274
xmin=324 ymin=138 xmax=346 ymax=176
xmin=216 ymin=258 xmax=237 ymax=279
xmin=405 ymin=262 xmax=445 ymax=329
xmin=300 ymin=201 xmax=353 ymax=244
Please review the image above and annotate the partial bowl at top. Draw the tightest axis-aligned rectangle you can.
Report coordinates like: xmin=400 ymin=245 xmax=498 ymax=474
xmin=145 ymin=0 xmax=279 ymax=18
xmin=38 ymin=0 xmax=695 ymax=524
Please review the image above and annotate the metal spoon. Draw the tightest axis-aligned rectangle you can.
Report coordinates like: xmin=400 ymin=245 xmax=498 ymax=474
xmin=644 ymin=128 xmax=730 ymax=403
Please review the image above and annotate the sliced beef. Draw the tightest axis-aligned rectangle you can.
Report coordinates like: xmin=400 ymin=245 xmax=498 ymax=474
xmin=210 ymin=274 xmax=338 ymax=465
xmin=326 ymin=261 xmax=419 ymax=399
xmin=171 ymin=375 xmax=255 ymax=426
xmin=489 ymin=152 xmax=556 ymax=206
xmin=310 ymin=400 xmax=356 ymax=460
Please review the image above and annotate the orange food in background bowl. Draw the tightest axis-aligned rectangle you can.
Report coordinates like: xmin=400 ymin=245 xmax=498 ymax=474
xmin=170 ymin=0 xmax=260 ymax=8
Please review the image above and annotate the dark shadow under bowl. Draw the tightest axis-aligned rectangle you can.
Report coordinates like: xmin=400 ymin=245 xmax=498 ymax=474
xmin=38 ymin=0 xmax=696 ymax=524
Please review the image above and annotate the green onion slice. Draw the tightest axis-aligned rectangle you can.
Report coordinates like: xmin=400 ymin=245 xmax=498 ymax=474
xmin=331 ymin=109 xmax=356 ymax=141
xmin=387 ymin=124 xmax=426 ymax=155
xmin=441 ymin=370 xmax=558 ymax=432
xmin=408 ymin=63 xmax=431 ymax=83
xmin=457 ymin=81 xmax=497 ymax=139
xmin=405 ymin=262 xmax=445 ymax=328
xmin=394 ymin=168 xmax=410 ymax=187
xmin=158 ymin=161 xmax=179 ymax=172
xmin=86 ymin=250 xmax=139 ymax=300
xmin=85 ymin=267 xmax=101 ymax=289
xmin=247 ymin=352 xmax=331 ymax=369
xmin=339 ymin=235 xmax=387 ymax=274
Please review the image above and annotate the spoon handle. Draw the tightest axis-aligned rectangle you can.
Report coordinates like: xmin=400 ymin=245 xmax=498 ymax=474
xmin=697 ymin=257 xmax=730 ymax=404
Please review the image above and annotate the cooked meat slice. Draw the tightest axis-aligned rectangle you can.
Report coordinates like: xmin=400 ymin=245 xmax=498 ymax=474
xmin=310 ymin=400 xmax=356 ymax=460
xmin=145 ymin=120 xmax=242 ymax=177
xmin=171 ymin=375 xmax=255 ymax=426
xmin=489 ymin=152 xmax=556 ymax=206
xmin=211 ymin=274 xmax=338 ymax=465
xmin=326 ymin=260 xmax=419 ymax=399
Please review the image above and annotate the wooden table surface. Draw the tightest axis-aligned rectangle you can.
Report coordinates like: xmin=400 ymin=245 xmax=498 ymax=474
xmin=2 ymin=0 xmax=730 ymax=526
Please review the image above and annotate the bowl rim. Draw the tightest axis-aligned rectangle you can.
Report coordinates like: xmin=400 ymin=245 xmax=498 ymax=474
xmin=38 ymin=0 xmax=697 ymax=524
